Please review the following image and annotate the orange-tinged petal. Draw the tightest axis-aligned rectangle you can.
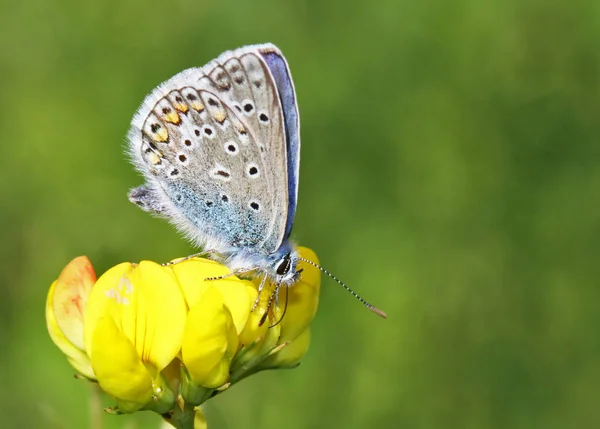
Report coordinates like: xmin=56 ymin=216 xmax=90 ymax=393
xmin=46 ymin=279 xmax=95 ymax=379
xmin=51 ymin=256 xmax=95 ymax=351
xmin=46 ymin=256 xmax=96 ymax=379
xmin=182 ymin=287 xmax=238 ymax=388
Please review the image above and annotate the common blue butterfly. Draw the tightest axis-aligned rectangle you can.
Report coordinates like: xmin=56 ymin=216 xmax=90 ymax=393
xmin=127 ymin=44 xmax=385 ymax=318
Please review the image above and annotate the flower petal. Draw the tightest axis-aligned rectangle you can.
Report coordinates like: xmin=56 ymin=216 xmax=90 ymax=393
xmin=266 ymin=329 xmax=311 ymax=369
xmin=84 ymin=261 xmax=187 ymax=374
xmin=172 ymin=258 xmax=256 ymax=334
xmin=47 ymin=280 xmax=95 ymax=379
xmin=91 ymin=316 xmax=152 ymax=410
xmin=182 ymin=287 xmax=238 ymax=388
xmin=51 ymin=256 xmax=96 ymax=351
xmin=83 ymin=262 xmax=131 ymax=357
xmin=194 ymin=408 xmax=208 ymax=429
xmin=46 ymin=256 xmax=96 ymax=379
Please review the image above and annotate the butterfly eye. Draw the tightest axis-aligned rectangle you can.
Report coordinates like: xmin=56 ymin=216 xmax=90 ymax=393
xmin=276 ymin=254 xmax=292 ymax=276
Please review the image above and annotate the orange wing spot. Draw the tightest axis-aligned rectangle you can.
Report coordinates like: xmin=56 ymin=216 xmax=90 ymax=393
xmin=149 ymin=153 xmax=162 ymax=165
xmin=191 ymin=101 xmax=205 ymax=112
xmin=165 ymin=112 xmax=181 ymax=125
xmin=175 ymin=103 xmax=189 ymax=113
xmin=213 ymin=111 xmax=227 ymax=124
xmin=154 ymin=127 xmax=169 ymax=142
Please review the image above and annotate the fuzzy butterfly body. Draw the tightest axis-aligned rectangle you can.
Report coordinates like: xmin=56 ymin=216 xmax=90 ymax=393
xmin=127 ymin=44 xmax=302 ymax=285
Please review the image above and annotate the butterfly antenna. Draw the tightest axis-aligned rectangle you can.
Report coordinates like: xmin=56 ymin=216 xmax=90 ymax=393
xmin=299 ymin=257 xmax=387 ymax=319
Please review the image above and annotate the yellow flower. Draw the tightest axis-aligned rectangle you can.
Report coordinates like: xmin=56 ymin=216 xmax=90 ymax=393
xmin=84 ymin=261 xmax=187 ymax=413
xmin=47 ymin=247 xmax=322 ymax=425
xmin=46 ymin=256 xmax=96 ymax=379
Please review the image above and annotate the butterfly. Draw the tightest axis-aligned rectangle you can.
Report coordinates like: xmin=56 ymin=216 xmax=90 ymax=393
xmin=126 ymin=43 xmax=385 ymax=318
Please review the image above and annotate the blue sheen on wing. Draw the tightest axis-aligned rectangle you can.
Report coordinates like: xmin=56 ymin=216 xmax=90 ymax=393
xmin=162 ymin=181 xmax=269 ymax=250
xmin=260 ymin=50 xmax=300 ymax=244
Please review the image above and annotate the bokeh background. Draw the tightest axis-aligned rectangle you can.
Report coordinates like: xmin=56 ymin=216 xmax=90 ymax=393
xmin=2 ymin=0 xmax=600 ymax=428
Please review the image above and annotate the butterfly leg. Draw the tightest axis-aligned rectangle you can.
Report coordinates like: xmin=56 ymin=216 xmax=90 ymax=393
xmin=162 ymin=250 xmax=220 ymax=266
xmin=259 ymin=284 xmax=278 ymax=327
xmin=268 ymin=283 xmax=288 ymax=328
xmin=204 ymin=266 xmax=259 ymax=281
xmin=251 ymin=274 xmax=269 ymax=313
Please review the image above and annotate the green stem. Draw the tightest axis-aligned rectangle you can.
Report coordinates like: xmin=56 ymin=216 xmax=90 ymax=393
xmin=88 ymin=383 xmax=102 ymax=429
xmin=168 ymin=401 xmax=196 ymax=429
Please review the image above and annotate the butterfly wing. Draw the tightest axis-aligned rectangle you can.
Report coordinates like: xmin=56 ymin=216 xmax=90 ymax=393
xmin=260 ymin=49 xmax=300 ymax=242
xmin=127 ymin=44 xmax=299 ymax=255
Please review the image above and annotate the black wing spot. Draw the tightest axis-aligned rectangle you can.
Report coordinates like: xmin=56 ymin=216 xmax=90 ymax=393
xmin=249 ymin=166 xmax=258 ymax=175
xmin=250 ymin=201 xmax=259 ymax=211
xmin=179 ymin=154 xmax=187 ymax=163
xmin=221 ymin=194 xmax=229 ymax=202
xmin=205 ymin=200 xmax=214 ymax=207
xmin=187 ymin=94 xmax=197 ymax=101
xmin=175 ymin=96 xmax=183 ymax=102
xmin=194 ymin=129 xmax=200 ymax=136
xmin=170 ymin=168 xmax=179 ymax=176
xmin=208 ymin=98 xmax=218 ymax=106
xmin=151 ymin=123 xmax=161 ymax=133
xmin=217 ymin=170 xmax=230 ymax=178
xmin=184 ymin=139 xmax=192 ymax=146
xmin=162 ymin=107 xmax=172 ymax=114
xmin=259 ymin=113 xmax=269 ymax=122
xmin=244 ymin=103 xmax=254 ymax=113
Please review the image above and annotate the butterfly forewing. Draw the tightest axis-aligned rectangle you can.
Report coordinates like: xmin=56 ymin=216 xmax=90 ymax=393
xmin=128 ymin=44 xmax=292 ymax=255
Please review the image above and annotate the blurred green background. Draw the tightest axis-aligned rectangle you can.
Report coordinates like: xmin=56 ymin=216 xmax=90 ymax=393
xmin=2 ymin=0 xmax=600 ymax=427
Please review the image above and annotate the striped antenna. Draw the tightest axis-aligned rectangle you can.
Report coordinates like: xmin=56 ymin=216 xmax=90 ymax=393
xmin=299 ymin=257 xmax=387 ymax=319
